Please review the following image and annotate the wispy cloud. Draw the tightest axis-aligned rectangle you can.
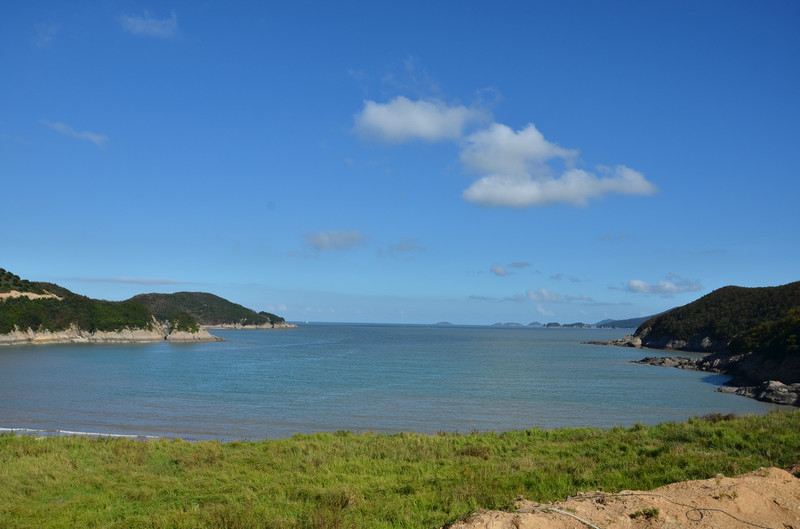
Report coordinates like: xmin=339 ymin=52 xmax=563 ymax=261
xmin=623 ymin=274 xmax=702 ymax=296
xmin=526 ymin=288 xmax=563 ymax=303
xmin=303 ymin=230 xmax=368 ymax=251
xmin=41 ymin=120 xmax=108 ymax=147
xmin=599 ymin=232 xmax=629 ymax=241
xmin=489 ymin=265 xmax=508 ymax=277
xmin=469 ymin=295 xmax=497 ymax=301
xmin=34 ymin=23 xmax=60 ymax=48
xmin=550 ymin=274 xmax=582 ymax=283
xmin=118 ymin=11 xmax=178 ymax=38
xmin=490 ymin=266 xmax=508 ymax=277
xmin=74 ymin=276 xmax=187 ymax=285
xmin=490 ymin=261 xmax=531 ymax=276
xmin=536 ymin=304 xmax=555 ymax=316
xmin=386 ymin=237 xmax=424 ymax=256
xmin=353 ymin=96 xmax=486 ymax=143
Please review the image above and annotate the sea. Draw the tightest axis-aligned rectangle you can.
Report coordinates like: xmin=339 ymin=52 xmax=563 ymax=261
xmin=0 ymin=324 xmax=790 ymax=441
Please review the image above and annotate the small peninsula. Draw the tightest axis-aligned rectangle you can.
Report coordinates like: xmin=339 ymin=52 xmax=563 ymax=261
xmin=589 ymin=281 xmax=800 ymax=406
xmin=0 ymin=269 xmax=293 ymax=346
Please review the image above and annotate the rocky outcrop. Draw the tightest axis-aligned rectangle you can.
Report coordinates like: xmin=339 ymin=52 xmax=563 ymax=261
xmin=718 ymin=381 xmax=800 ymax=407
xmin=166 ymin=328 xmax=225 ymax=343
xmin=632 ymin=356 xmax=700 ymax=369
xmin=633 ymin=351 xmax=800 ymax=407
xmin=583 ymin=334 xmax=642 ymax=347
xmin=0 ymin=320 xmax=224 ymax=346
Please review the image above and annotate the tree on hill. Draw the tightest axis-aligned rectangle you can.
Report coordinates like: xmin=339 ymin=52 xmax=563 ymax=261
xmin=0 ymin=269 xmax=46 ymax=294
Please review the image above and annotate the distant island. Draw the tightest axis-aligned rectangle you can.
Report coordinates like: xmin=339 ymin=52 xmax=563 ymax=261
xmin=489 ymin=320 xmax=636 ymax=329
xmin=0 ymin=269 xmax=294 ymax=346
xmin=588 ymin=281 xmax=800 ymax=406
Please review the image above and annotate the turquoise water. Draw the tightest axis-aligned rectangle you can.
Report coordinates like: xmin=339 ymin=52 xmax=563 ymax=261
xmin=0 ymin=324 xmax=788 ymax=441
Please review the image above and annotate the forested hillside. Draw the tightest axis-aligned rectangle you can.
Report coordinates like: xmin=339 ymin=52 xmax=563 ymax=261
xmin=635 ymin=282 xmax=800 ymax=355
xmin=0 ymin=269 xmax=156 ymax=334
xmin=127 ymin=292 xmax=286 ymax=326
xmin=1 ymin=269 xmax=288 ymax=338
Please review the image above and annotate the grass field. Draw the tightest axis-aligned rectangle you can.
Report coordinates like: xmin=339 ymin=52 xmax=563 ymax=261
xmin=1 ymin=410 xmax=799 ymax=528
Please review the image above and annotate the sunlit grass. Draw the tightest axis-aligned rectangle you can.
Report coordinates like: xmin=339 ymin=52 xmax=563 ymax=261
xmin=1 ymin=410 xmax=798 ymax=528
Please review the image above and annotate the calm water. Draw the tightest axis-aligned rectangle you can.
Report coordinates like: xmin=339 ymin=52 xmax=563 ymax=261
xmin=0 ymin=324 xmax=789 ymax=441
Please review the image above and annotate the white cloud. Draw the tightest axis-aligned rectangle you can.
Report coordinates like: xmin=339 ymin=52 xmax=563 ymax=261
xmin=118 ymin=11 xmax=177 ymax=38
xmin=351 ymin=95 xmax=657 ymax=208
xmin=490 ymin=266 xmax=508 ymax=276
xmin=386 ymin=237 xmax=424 ymax=256
xmin=624 ymin=274 xmax=702 ymax=296
xmin=41 ymin=120 xmax=108 ymax=147
xmin=461 ymin=123 xmax=577 ymax=177
xmin=303 ymin=230 xmax=368 ymax=251
xmin=463 ymin=165 xmax=657 ymax=208
xmin=353 ymin=96 xmax=484 ymax=143
xmin=509 ymin=261 xmax=530 ymax=269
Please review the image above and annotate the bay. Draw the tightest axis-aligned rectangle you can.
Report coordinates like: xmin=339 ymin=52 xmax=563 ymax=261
xmin=0 ymin=324 xmax=789 ymax=441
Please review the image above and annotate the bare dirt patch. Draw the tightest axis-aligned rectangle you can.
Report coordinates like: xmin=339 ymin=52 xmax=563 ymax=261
xmin=448 ymin=467 xmax=800 ymax=529
xmin=0 ymin=290 xmax=61 ymax=301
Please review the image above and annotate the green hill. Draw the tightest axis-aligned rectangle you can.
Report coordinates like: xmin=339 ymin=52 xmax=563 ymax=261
xmin=0 ymin=269 xmax=155 ymax=334
xmin=0 ymin=269 xmax=287 ymax=338
xmin=127 ymin=292 xmax=286 ymax=327
xmin=635 ymin=281 xmax=800 ymax=355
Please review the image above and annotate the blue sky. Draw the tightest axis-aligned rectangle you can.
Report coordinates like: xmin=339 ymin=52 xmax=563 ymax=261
xmin=2 ymin=1 xmax=799 ymax=325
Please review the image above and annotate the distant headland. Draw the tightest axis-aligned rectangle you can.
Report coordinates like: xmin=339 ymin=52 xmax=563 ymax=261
xmin=0 ymin=268 xmax=295 ymax=346
xmin=586 ymin=281 xmax=800 ymax=407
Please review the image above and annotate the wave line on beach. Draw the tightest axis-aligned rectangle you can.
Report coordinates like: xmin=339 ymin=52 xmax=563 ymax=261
xmin=0 ymin=427 xmax=162 ymax=440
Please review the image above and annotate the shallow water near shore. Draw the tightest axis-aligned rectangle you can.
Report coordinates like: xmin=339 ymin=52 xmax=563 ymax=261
xmin=0 ymin=324 xmax=789 ymax=441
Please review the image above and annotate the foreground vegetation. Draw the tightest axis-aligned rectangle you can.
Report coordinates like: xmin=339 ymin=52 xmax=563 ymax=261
xmin=2 ymin=411 xmax=799 ymax=528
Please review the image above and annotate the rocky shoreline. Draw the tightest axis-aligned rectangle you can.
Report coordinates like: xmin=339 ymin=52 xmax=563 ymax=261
xmin=0 ymin=322 xmax=224 ymax=346
xmin=633 ymin=355 xmax=800 ymax=406
xmin=586 ymin=335 xmax=800 ymax=407
xmin=205 ymin=322 xmax=298 ymax=330
xmin=0 ymin=319 xmax=299 ymax=346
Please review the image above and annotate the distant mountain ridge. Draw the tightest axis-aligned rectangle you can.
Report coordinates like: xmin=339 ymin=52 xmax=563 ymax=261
xmin=596 ymin=314 xmax=661 ymax=329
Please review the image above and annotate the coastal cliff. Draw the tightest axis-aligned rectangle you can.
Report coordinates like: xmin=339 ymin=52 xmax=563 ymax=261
xmin=589 ymin=282 xmax=800 ymax=406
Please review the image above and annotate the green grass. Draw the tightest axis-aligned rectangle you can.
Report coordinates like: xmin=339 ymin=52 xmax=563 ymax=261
xmin=1 ymin=411 xmax=799 ymax=528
